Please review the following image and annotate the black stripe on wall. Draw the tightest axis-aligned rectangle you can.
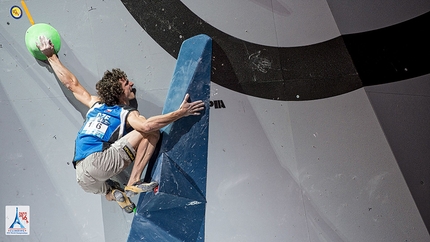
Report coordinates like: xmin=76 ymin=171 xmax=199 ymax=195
xmin=343 ymin=12 xmax=430 ymax=86
xmin=121 ymin=0 xmax=361 ymax=101
xmin=121 ymin=0 xmax=429 ymax=100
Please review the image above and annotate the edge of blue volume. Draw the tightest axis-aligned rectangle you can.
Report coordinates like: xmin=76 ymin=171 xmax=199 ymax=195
xmin=128 ymin=34 xmax=212 ymax=242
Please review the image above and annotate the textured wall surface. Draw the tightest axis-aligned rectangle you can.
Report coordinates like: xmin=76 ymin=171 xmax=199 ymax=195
xmin=1 ymin=0 xmax=429 ymax=241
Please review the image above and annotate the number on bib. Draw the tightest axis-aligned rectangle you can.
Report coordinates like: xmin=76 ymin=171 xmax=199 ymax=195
xmin=82 ymin=117 xmax=109 ymax=139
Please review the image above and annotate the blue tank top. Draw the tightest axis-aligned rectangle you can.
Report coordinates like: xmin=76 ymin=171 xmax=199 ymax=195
xmin=73 ymin=102 xmax=136 ymax=162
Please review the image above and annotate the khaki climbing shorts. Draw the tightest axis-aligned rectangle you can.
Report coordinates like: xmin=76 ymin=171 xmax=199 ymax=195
xmin=75 ymin=137 xmax=136 ymax=195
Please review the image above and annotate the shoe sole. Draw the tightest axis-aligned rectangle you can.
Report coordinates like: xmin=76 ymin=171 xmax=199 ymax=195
xmin=125 ymin=181 xmax=158 ymax=196
xmin=111 ymin=189 xmax=135 ymax=213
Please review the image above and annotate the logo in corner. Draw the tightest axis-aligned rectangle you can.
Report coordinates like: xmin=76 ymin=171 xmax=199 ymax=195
xmin=5 ymin=206 xmax=30 ymax=235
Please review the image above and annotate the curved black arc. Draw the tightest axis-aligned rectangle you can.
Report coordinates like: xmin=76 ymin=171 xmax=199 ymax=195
xmin=121 ymin=0 xmax=429 ymax=101
xmin=343 ymin=11 xmax=430 ymax=86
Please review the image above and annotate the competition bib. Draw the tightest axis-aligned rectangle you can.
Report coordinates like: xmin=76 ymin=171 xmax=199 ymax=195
xmin=82 ymin=113 xmax=110 ymax=139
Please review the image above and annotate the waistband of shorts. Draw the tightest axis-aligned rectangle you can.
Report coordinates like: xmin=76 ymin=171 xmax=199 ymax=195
xmin=73 ymin=159 xmax=83 ymax=169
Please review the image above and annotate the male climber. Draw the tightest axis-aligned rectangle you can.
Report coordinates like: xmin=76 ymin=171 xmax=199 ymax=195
xmin=36 ymin=36 xmax=205 ymax=212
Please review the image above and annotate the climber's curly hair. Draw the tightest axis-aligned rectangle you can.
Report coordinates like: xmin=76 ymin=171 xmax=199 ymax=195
xmin=96 ymin=68 xmax=127 ymax=106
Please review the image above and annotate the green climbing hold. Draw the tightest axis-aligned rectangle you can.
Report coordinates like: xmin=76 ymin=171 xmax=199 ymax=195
xmin=25 ymin=23 xmax=61 ymax=60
